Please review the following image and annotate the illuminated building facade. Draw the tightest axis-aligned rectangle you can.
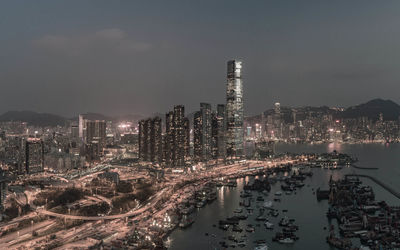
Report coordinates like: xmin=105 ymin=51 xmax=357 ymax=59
xmin=25 ymin=138 xmax=44 ymax=174
xmin=226 ymin=60 xmax=244 ymax=158
xmin=214 ymin=104 xmax=226 ymax=159
xmin=138 ymin=117 xmax=163 ymax=163
xmin=183 ymin=117 xmax=190 ymax=159
xmin=164 ymin=105 xmax=188 ymax=167
xmin=194 ymin=103 xmax=212 ymax=162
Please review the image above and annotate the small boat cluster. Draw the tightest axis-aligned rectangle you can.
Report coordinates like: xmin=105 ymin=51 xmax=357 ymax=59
xmin=271 ymin=216 xmax=299 ymax=244
xmin=216 ymin=165 xmax=314 ymax=249
xmin=324 ymin=176 xmax=400 ymax=249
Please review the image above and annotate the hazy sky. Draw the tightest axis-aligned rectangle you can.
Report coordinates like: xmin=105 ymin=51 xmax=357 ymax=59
xmin=1 ymin=1 xmax=400 ymax=117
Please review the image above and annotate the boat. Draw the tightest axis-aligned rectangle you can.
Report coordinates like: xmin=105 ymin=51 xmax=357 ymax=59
xmin=179 ymin=217 xmax=194 ymax=228
xmin=279 ymin=216 xmax=290 ymax=226
xmin=256 ymin=215 xmax=267 ymax=221
xmin=264 ymin=221 xmax=274 ymax=229
xmin=232 ymin=225 xmax=243 ymax=232
xmin=219 ymin=224 xmax=230 ymax=230
xmin=263 ymin=201 xmax=273 ymax=208
xmin=254 ymin=243 xmax=269 ymax=250
xmin=181 ymin=205 xmax=194 ymax=215
xmin=270 ymin=210 xmax=279 ymax=217
xmin=256 ymin=196 xmax=265 ymax=202
xmin=237 ymin=240 xmax=246 ymax=247
xmin=207 ymin=194 xmax=217 ymax=202
xmin=246 ymin=225 xmax=255 ymax=232
xmin=196 ymin=201 xmax=206 ymax=208
xmin=234 ymin=208 xmax=243 ymax=213
xmin=237 ymin=214 xmax=248 ymax=220
xmin=279 ymin=238 xmax=294 ymax=244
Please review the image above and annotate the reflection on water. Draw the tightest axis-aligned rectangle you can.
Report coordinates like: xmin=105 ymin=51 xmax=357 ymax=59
xmin=218 ymin=186 xmax=225 ymax=205
xmin=327 ymin=142 xmax=342 ymax=152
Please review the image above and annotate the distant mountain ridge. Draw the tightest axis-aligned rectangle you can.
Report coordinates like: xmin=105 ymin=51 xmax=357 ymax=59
xmin=0 ymin=111 xmax=68 ymax=127
xmin=0 ymin=111 xmax=146 ymax=127
xmin=248 ymin=98 xmax=400 ymax=123
xmin=339 ymin=99 xmax=400 ymax=121
xmin=0 ymin=99 xmax=398 ymax=127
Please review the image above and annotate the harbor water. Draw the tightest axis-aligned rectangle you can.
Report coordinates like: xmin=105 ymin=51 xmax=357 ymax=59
xmin=168 ymin=143 xmax=400 ymax=250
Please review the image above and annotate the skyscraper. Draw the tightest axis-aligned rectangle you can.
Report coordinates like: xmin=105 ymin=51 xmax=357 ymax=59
xmin=139 ymin=119 xmax=147 ymax=161
xmin=183 ymin=117 xmax=190 ymax=159
xmin=226 ymin=60 xmax=244 ymax=158
xmin=151 ymin=117 xmax=163 ymax=163
xmin=85 ymin=120 xmax=106 ymax=147
xmin=164 ymin=105 xmax=187 ymax=167
xmin=173 ymin=105 xmax=185 ymax=167
xmin=138 ymin=117 xmax=163 ymax=163
xmin=193 ymin=103 xmax=212 ymax=162
xmin=164 ymin=111 xmax=174 ymax=166
xmin=25 ymin=138 xmax=44 ymax=174
xmin=216 ymin=104 xmax=226 ymax=159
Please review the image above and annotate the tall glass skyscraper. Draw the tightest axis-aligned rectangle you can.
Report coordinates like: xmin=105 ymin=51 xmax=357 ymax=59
xmin=226 ymin=60 xmax=244 ymax=158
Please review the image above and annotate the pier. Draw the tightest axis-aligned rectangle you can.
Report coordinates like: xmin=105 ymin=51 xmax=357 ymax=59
xmin=345 ymin=174 xmax=400 ymax=199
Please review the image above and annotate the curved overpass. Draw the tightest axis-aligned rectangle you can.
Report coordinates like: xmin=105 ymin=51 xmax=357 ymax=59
xmin=37 ymin=188 xmax=168 ymax=221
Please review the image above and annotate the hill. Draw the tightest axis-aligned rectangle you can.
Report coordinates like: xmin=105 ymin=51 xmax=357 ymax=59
xmin=0 ymin=111 xmax=68 ymax=127
xmin=340 ymin=99 xmax=400 ymax=121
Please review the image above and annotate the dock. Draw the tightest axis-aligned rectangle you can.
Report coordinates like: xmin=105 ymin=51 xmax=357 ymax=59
xmin=345 ymin=174 xmax=400 ymax=199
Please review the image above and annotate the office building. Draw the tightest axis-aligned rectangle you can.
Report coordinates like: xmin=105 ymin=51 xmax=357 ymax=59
xmin=193 ymin=103 xmax=212 ymax=162
xmin=214 ymin=104 xmax=226 ymax=159
xmin=25 ymin=138 xmax=44 ymax=174
xmin=226 ymin=60 xmax=244 ymax=158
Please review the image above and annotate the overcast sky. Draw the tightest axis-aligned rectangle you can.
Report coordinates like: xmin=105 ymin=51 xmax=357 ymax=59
xmin=1 ymin=1 xmax=400 ymax=117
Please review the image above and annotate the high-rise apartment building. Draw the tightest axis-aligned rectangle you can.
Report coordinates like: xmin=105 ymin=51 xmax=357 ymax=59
xmin=226 ymin=60 xmax=244 ymax=158
xmin=172 ymin=105 xmax=186 ymax=167
xmin=183 ymin=117 xmax=190 ymax=159
xmin=163 ymin=105 xmax=188 ymax=167
xmin=193 ymin=103 xmax=212 ymax=162
xmin=138 ymin=117 xmax=163 ymax=163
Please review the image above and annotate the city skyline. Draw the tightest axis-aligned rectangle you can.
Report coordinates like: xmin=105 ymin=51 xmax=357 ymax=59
xmin=1 ymin=2 xmax=400 ymax=249
xmin=2 ymin=1 xmax=400 ymax=117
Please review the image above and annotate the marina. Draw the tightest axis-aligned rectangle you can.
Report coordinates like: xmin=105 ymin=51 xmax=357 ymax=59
xmin=168 ymin=143 xmax=400 ymax=250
